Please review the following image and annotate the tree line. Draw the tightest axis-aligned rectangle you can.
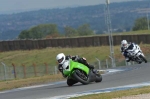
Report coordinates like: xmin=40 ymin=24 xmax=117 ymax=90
xmin=18 ymin=24 xmax=94 ymax=39
xmin=18 ymin=17 xmax=150 ymax=39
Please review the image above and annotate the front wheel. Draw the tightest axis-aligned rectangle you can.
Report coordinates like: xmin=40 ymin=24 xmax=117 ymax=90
xmin=139 ymin=55 xmax=147 ymax=63
xmin=95 ymin=74 xmax=102 ymax=82
xmin=73 ymin=69 xmax=89 ymax=85
xmin=67 ymin=78 xmax=78 ymax=86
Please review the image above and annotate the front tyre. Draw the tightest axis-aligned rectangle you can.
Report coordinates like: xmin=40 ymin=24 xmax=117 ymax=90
xmin=73 ymin=69 xmax=89 ymax=85
xmin=139 ymin=55 xmax=147 ymax=63
xmin=95 ymin=74 xmax=102 ymax=82
xmin=67 ymin=78 xmax=78 ymax=86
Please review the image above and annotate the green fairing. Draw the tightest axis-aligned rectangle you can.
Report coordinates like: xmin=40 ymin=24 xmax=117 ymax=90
xmin=63 ymin=60 xmax=89 ymax=77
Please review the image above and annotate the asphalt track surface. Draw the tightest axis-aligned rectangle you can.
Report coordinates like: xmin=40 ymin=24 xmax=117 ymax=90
xmin=0 ymin=63 xmax=150 ymax=99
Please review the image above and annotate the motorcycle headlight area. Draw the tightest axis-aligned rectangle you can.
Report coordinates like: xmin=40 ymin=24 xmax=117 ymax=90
xmin=62 ymin=60 xmax=70 ymax=70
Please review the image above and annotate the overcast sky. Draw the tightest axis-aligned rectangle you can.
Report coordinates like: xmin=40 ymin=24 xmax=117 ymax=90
xmin=0 ymin=0 xmax=135 ymax=14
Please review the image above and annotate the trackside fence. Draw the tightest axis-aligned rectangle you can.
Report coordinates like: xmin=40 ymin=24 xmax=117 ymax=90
xmin=0 ymin=55 xmax=149 ymax=81
xmin=0 ymin=62 xmax=58 ymax=81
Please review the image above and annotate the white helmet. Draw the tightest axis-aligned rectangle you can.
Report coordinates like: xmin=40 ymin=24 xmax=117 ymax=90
xmin=56 ymin=53 xmax=66 ymax=64
xmin=121 ymin=40 xmax=128 ymax=49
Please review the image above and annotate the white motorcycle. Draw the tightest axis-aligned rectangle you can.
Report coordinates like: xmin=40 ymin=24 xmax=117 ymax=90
xmin=126 ymin=44 xmax=147 ymax=64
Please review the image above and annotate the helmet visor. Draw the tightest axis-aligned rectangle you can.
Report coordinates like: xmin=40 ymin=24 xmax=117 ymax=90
xmin=58 ymin=57 xmax=64 ymax=63
xmin=123 ymin=43 xmax=127 ymax=47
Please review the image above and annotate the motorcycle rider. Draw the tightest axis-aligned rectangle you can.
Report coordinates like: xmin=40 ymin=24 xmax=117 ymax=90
xmin=56 ymin=53 xmax=95 ymax=77
xmin=120 ymin=40 xmax=134 ymax=62
xmin=120 ymin=40 xmax=142 ymax=63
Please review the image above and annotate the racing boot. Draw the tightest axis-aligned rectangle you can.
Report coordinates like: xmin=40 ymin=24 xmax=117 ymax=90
xmin=125 ymin=57 xmax=131 ymax=62
xmin=92 ymin=69 xmax=99 ymax=75
xmin=137 ymin=61 xmax=142 ymax=64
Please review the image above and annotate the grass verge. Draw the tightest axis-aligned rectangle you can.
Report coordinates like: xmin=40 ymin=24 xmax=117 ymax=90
xmin=70 ymin=86 xmax=150 ymax=99
xmin=0 ymin=74 xmax=64 ymax=91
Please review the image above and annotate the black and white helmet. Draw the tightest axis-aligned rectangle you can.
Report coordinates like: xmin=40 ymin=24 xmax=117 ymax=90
xmin=56 ymin=53 xmax=66 ymax=64
xmin=121 ymin=40 xmax=128 ymax=49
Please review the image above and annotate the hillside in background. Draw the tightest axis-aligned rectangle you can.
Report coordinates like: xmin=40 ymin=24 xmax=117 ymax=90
xmin=0 ymin=0 xmax=149 ymax=40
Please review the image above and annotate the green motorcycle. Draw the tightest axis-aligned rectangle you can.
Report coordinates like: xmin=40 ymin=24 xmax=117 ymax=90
xmin=62 ymin=59 xmax=102 ymax=86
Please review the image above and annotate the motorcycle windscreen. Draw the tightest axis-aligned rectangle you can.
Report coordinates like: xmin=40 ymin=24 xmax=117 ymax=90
xmin=62 ymin=60 xmax=71 ymax=76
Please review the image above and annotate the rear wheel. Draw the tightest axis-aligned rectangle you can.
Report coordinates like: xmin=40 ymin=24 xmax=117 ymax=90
xmin=73 ymin=69 xmax=89 ymax=85
xmin=139 ymin=55 xmax=147 ymax=63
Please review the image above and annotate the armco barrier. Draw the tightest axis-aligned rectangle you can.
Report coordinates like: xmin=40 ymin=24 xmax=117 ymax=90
xmin=0 ymin=34 xmax=150 ymax=51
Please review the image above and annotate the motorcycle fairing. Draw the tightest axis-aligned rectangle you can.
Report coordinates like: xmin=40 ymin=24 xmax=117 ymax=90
xmin=62 ymin=59 xmax=89 ymax=77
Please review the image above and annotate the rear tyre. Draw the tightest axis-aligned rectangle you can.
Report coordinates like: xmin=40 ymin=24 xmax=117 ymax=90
xmin=73 ymin=69 xmax=89 ymax=85
xmin=140 ymin=55 xmax=147 ymax=63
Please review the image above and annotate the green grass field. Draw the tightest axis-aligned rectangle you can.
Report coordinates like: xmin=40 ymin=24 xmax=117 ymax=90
xmin=0 ymin=44 xmax=150 ymax=67
xmin=0 ymin=46 xmax=119 ymax=67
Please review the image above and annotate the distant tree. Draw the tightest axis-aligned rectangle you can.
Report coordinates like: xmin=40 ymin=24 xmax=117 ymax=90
xmin=18 ymin=30 xmax=30 ymax=39
xmin=64 ymin=26 xmax=78 ymax=37
xmin=18 ymin=24 xmax=60 ymax=39
xmin=77 ymin=24 xmax=94 ymax=36
xmin=28 ymin=27 xmax=43 ymax=39
xmin=132 ymin=17 xmax=149 ymax=31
